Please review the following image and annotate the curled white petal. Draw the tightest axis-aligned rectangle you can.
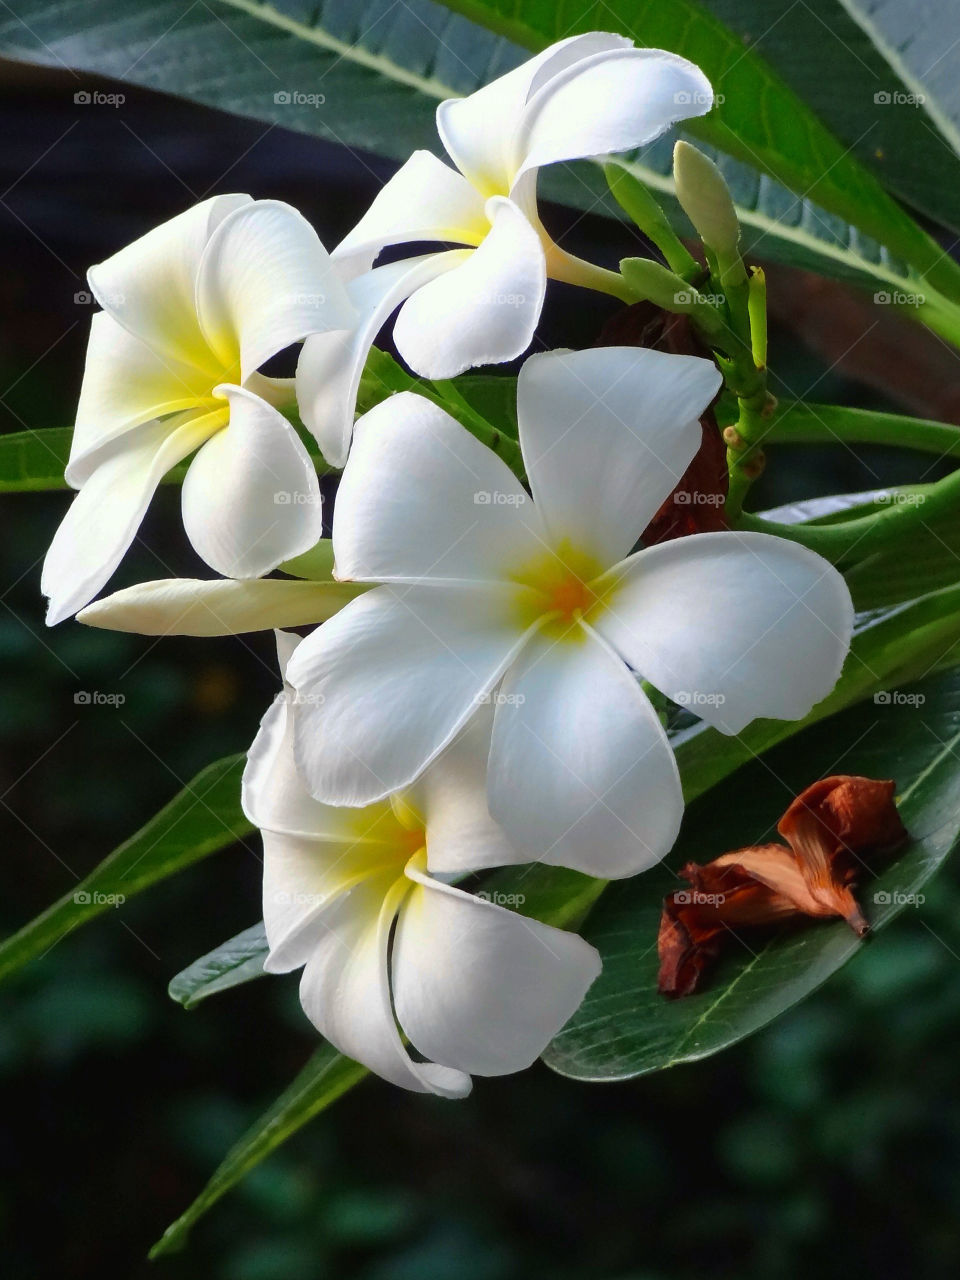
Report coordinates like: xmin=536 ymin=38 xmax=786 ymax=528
xmin=181 ymin=385 xmax=323 ymax=578
xmin=393 ymin=197 xmax=545 ymax=378
xmin=393 ymin=865 xmax=600 ymax=1076
xmin=296 ymin=252 xmax=465 ymax=468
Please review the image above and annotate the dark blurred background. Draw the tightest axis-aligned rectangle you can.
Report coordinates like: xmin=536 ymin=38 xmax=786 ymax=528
xmin=2 ymin=57 xmax=960 ymax=1280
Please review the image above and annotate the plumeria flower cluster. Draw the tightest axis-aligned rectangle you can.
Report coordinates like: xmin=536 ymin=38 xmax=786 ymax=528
xmin=46 ymin=36 xmax=855 ymax=1095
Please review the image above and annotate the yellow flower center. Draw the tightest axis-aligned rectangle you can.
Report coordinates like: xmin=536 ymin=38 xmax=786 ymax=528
xmin=510 ymin=541 xmax=609 ymax=641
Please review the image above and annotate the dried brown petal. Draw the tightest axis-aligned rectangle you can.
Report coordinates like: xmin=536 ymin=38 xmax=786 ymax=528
xmin=657 ymin=775 xmax=908 ymax=998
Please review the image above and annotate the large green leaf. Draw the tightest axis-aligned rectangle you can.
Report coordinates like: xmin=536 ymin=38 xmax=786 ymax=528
xmin=439 ymin=0 xmax=960 ymax=299
xmin=699 ymin=0 xmax=960 ymax=235
xmin=150 ymin=1041 xmax=367 ymax=1257
xmin=0 ymin=754 xmax=250 ymax=984
xmin=760 ymin=482 xmax=960 ymax=613
xmin=1 ymin=1 xmax=957 ymax=321
xmin=545 ymin=663 xmax=960 ymax=1081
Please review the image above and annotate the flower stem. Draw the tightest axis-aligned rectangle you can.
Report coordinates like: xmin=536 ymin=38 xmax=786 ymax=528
xmin=734 ymin=462 xmax=960 ymax=563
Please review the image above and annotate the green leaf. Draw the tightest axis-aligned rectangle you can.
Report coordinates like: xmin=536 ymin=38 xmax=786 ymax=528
xmin=545 ymin=663 xmax=960 ymax=1081
xmin=760 ymin=482 xmax=960 ymax=613
xmin=438 ymin=0 xmax=960 ymax=300
xmin=0 ymin=428 xmax=72 ymax=492
xmin=696 ymin=0 xmax=960 ymax=235
xmin=2 ymin=1 xmax=958 ymax=322
xmin=0 ymin=427 xmax=196 ymax=493
xmin=168 ymin=922 xmax=267 ymax=1010
xmin=0 ymin=754 xmax=250 ymax=984
xmin=150 ymin=1041 xmax=368 ymax=1257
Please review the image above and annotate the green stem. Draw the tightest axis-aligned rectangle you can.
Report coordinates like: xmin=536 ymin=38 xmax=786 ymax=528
xmin=547 ymin=245 xmax=638 ymax=304
xmin=428 ymin=379 xmax=526 ymax=477
xmin=763 ymin=402 xmax=960 ymax=458
xmin=735 ymin=462 xmax=960 ymax=562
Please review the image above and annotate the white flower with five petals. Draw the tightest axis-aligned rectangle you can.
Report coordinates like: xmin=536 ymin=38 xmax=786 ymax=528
xmin=243 ymin=633 xmax=600 ymax=1097
xmin=286 ymin=347 xmax=854 ymax=878
xmin=297 ymin=33 xmax=714 ymax=465
xmin=42 ymin=196 xmax=355 ymax=624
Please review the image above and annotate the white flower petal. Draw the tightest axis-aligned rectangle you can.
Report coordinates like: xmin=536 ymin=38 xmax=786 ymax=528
xmin=596 ymin=531 xmax=854 ymax=734
xmin=195 ymin=199 xmax=355 ymax=382
xmin=42 ymin=412 xmax=216 ymax=626
xmin=334 ymin=390 xmax=543 ymax=583
xmin=261 ymin=829 xmax=399 ymax=973
xmin=296 ymin=252 xmax=466 ymax=468
xmin=243 ymin=667 xmax=402 ymax=845
xmin=487 ymin=627 xmax=683 ymax=877
xmin=78 ymin=577 xmax=365 ymax=636
xmin=393 ymin=868 xmax=600 ymax=1076
xmin=437 ymin=34 xmax=631 ymax=193
xmin=181 ymin=385 xmax=323 ymax=578
xmin=334 ymin=150 xmax=488 ymax=262
xmin=298 ymin=875 xmax=471 ymax=1097
xmin=245 ymin=683 xmax=404 ymax=969
xmin=87 ymin=194 xmax=249 ymax=369
xmin=411 ymin=706 xmax=520 ymax=874
xmin=286 ymin=583 xmax=535 ymax=807
xmin=67 ymin=312 xmax=218 ymax=485
xmin=393 ymin=197 xmax=545 ymax=378
xmin=516 ymin=347 xmax=721 ymax=565
xmin=515 ymin=48 xmax=714 ymax=182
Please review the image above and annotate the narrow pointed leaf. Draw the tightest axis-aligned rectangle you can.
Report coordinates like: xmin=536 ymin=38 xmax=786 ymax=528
xmin=0 ymin=754 xmax=250 ymax=984
xmin=150 ymin=1042 xmax=367 ymax=1257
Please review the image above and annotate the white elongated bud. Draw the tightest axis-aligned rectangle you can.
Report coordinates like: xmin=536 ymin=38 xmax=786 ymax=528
xmin=673 ymin=141 xmax=740 ymax=257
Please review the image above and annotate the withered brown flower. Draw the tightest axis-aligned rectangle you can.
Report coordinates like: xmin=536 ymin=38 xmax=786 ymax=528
xmin=657 ymin=775 xmax=908 ymax=999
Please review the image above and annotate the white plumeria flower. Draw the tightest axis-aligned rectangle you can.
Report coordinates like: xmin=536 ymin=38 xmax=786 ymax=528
xmin=244 ymin=633 xmax=600 ymax=1098
xmin=42 ymin=195 xmax=356 ymax=624
xmin=286 ymin=347 xmax=854 ymax=878
xmin=297 ymin=33 xmax=714 ymax=464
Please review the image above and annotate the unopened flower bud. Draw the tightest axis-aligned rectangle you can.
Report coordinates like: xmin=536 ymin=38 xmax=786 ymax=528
xmin=673 ymin=141 xmax=741 ymax=259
